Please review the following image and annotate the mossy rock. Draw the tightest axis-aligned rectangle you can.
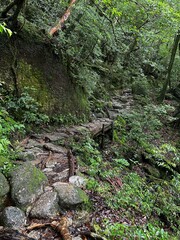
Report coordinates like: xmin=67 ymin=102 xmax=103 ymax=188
xmin=0 ymin=172 xmax=10 ymax=211
xmin=10 ymin=162 xmax=48 ymax=209
xmin=53 ymin=182 xmax=89 ymax=209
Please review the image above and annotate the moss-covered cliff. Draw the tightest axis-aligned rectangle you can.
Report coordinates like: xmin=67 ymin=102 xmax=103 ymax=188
xmin=0 ymin=25 xmax=88 ymax=116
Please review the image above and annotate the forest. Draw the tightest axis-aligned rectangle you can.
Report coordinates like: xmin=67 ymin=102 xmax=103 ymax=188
xmin=0 ymin=0 xmax=180 ymax=239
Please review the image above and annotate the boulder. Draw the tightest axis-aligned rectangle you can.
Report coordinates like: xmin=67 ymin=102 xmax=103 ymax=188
xmin=69 ymin=176 xmax=87 ymax=188
xmin=0 ymin=172 xmax=10 ymax=210
xmin=18 ymin=148 xmax=43 ymax=161
xmin=10 ymin=162 xmax=48 ymax=209
xmin=0 ymin=206 xmax=27 ymax=229
xmin=30 ymin=191 xmax=60 ymax=218
xmin=53 ymin=182 xmax=89 ymax=208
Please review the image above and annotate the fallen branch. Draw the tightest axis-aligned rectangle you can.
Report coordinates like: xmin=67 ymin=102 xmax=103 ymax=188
xmin=49 ymin=0 xmax=77 ymax=36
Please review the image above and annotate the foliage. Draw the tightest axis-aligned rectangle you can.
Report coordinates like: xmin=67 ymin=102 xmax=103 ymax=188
xmin=1 ymin=86 xmax=49 ymax=126
xmin=51 ymin=113 xmax=87 ymax=126
xmin=1 ymin=0 xmax=175 ymax=95
xmin=103 ymin=222 xmax=173 ymax=240
xmin=73 ymin=130 xmax=179 ymax=238
xmin=72 ymin=136 xmax=102 ymax=176
xmin=0 ymin=22 xmax=12 ymax=36
xmin=113 ymin=103 xmax=179 ymax=171
xmin=0 ymin=108 xmax=24 ymax=175
xmin=0 ymin=1 xmax=179 ymax=238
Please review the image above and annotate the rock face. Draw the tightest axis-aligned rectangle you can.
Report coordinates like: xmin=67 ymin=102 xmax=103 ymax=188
xmin=0 ymin=28 xmax=88 ymax=116
xmin=30 ymin=191 xmax=60 ymax=218
xmin=53 ymin=182 xmax=89 ymax=208
xmin=1 ymin=206 xmax=27 ymax=229
xmin=10 ymin=162 xmax=48 ymax=209
xmin=0 ymin=172 xmax=10 ymax=210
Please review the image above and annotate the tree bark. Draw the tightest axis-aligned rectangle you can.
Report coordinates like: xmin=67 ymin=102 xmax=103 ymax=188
xmin=159 ymin=30 xmax=180 ymax=102
xmin=1 ymin=0 xmax=26 ymax=27
xmin=49 ymin=0 xmax=77 ymax=36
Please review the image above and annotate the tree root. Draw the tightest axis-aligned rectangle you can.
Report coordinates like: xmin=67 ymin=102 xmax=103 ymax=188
xmin=27 ymin=217 xmax=72 ymax=240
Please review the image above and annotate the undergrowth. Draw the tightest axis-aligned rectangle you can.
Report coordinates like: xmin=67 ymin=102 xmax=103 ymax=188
xmin=72 ymin=101 xmax=180 ymax=239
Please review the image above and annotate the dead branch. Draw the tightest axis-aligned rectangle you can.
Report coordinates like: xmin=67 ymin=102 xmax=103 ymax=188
xmin=49 ymin=0 xmax=77 ymax=36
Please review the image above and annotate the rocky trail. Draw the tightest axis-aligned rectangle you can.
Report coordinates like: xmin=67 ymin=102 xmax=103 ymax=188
xmin=0 ymin=90 xmax=134 ymax=240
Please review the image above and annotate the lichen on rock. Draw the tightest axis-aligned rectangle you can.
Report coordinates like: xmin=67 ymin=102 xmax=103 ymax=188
xmin=53 ymin=182 xmax=89 ymax=209
xmin=10 ymin=162 xmax=48 ymax=209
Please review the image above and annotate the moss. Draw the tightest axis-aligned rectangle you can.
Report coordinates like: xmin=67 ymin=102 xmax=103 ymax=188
xmin=76 ymin=88 xmax=90 ymax=115
xmin=17 ymin=59 xmax=55 ymax=112
xmin=0 ymin=24 xmax=90 ymax=117
xmin=28 ymin=167 xmax=47 ymax=193
xmin=76 ymin=187 xmax=89 ymax=203
xmin=143 ymin=164 xmax=161 ymax=178
xmin=19 ymin=19 xmax=48 ymax=44
xmin=76 ymin=187 xmax=92 ymax=210
xmin=11 ymin=162 xmax=48 ymax=209
xmin=0 ymin=172 xmax=9 ymax=197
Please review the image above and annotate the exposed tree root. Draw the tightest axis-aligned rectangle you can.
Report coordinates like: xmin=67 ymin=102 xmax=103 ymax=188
xmin=27 ymin=217 xmax=72 ymax=240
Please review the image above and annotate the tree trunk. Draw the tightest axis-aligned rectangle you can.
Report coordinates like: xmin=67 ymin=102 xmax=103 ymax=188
xmin=123 ymin=36 xmax=138 ymax=68
xmin=159 ymin=30 xmax=180 ymax=102
xmin=1 ymin=0 xmax=26 ymax=27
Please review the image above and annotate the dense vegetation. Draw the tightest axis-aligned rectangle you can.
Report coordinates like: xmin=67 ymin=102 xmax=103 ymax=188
xmin=0 ymin=0 xmax=180 ymax=239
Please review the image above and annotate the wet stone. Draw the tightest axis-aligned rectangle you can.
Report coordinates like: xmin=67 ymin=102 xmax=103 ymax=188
xmin=30 ymin=191 xmax=60 ymax=218
xmin=1 ymin=206 xmax=27 ymax=229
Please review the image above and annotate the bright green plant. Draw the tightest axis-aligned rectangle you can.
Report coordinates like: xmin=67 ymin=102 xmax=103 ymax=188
xmin=0 ymin=22 xmax=12 ymax=36
xmin=1 ymin=87 xmax=49 ymax=126
xmin=102 ymin=221 xmax=172 ymax=240
xmin=51 ymin=113 xmax=87 ymax=126
xmin=0 ymin=108 xmax=24 ymax=175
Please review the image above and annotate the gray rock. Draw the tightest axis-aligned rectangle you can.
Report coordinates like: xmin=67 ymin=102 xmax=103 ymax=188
xmin=95 ymin=113 xmax=104 ymax=118
xmin=53 ymin=182 xmax=89 ymax=208
xmin=112 ymin=100 xmax=123 ymax=109
xmin=27 ymin=230 xmax=41 ymax=240
xmin=30 ymin=191 xmax=60 ymax=218
xmin=108 ymin=110 xmax=119 ymax=119
xmin=0 ymin=172 xmax=10 ymax=196
xmin=18 ymin=148 xmax=43 ymax=161
xmin=69 ymin=176 xmax=87 ymax=188
xmin=1 ymin=206 xmax=27 ymax=229
xmin=72 ymin=237 xmax=83 ymax=240
xmin=25 ymin=140 xmax=43 ymax=149
xmin=43 ymin=143 xmax=68 ymax=154
xmin=10 ymin=162 xmax=48 ymax=209
xmin=43 ymin=132 xmax=69 ymax=142
xmin=0 ymin=172 xmax=10 ymax=210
